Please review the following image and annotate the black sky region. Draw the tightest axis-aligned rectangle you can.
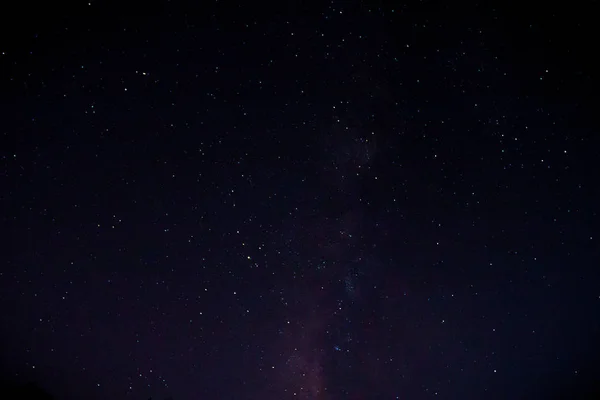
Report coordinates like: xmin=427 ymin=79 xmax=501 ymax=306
xmin=1 ymin=1 xmax=599 ymax=399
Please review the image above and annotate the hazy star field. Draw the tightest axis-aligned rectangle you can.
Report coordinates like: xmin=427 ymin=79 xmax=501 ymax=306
xmin=1 ymin=1 xmax=599 ymax=399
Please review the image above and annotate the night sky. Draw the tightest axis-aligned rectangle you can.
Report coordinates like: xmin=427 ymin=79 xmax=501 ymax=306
xmin=1 ymin=1 xmax=599 ymax=399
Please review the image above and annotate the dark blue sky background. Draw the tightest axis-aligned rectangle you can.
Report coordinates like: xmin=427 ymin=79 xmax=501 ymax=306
xmin=1 ymin=1 xmax=599 ymax=399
